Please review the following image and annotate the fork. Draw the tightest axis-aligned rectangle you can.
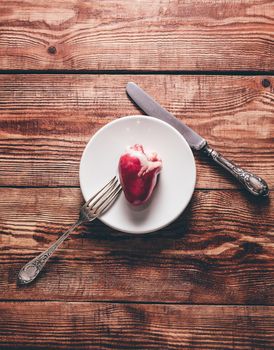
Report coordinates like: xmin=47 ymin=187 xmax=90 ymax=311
xmin=18 ymin=176 xmax=122 ymax=284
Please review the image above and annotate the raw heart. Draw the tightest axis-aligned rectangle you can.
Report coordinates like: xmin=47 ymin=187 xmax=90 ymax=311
xmin=118 ymin=144 xmax=162 ymax=206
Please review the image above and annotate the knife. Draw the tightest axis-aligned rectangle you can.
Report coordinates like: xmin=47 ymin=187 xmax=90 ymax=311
xmin=126 ymin=82 xmax=269 ymax=197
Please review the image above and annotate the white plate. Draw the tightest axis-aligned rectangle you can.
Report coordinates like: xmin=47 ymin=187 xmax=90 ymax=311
xmin=79 ymin=115 xmax=196 ymax=234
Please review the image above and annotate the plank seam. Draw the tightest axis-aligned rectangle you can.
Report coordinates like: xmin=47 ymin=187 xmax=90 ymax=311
xmin=0 ymin=300 xmax=273 ymax=306
xmin=0 ymin=70 xmax=273 ymax=76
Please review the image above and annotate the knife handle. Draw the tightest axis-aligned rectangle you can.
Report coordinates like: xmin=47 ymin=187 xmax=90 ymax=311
xmin=203 ymin=144 xmax=269 ymax=197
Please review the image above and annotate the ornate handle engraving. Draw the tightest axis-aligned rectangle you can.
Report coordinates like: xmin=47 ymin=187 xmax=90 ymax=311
xmin=18 ymin=219 xmax=82 ymax=284
xmin=203 ymin=144 xmax=269 ymax=197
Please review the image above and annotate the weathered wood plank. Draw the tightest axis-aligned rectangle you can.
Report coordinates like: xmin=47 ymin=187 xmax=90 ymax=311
xmin=0 ymin=0 xmax=273 ymax=71
xmin=0 ymin=302 xmax=273 ymax=349
xmin=1 ymin=187 xmax=273 ymax=303
xmin=0 ymin=74 xmax=273 ymax=188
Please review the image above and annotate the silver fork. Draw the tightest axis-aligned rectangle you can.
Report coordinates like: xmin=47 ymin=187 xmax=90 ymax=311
xmin=18 ymin=176 xmax=122 ymax=284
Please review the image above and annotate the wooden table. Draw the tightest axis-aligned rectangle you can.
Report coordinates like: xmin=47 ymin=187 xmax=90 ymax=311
xmin=0 ymin=1 xmax=273 ymax=349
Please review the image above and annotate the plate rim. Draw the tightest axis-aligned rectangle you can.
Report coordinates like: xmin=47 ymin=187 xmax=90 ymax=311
xmin=79 ymin=115 xmax=196 ymax=234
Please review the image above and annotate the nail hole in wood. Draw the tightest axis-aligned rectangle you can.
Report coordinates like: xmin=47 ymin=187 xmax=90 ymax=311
xmin=262 ymin=79 xmax=271 ymax=88
xmin=48 ymin=46 xmax=57 ymax=55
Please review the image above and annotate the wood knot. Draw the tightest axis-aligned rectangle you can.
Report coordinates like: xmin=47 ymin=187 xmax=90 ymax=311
xmin=48 ymin=46 xmax=57 ymax=55
xmin=234 ymin=241 xmax=263 ymax=260
xmin=240 ymin=242 xmax=263 ymax=255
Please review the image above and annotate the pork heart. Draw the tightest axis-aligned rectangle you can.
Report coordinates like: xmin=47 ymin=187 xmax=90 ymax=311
xmin=118 ymin=144 xmax=162 ymax=206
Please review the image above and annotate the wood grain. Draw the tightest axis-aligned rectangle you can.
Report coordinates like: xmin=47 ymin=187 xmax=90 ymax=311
xmin=1 ymin=1 xmax=273 ymax=347
xmin=0 ymin=0 xmax=273 ymax=71
xmin=0 ymin=302 xmax=273 ymax=349
xmin=1 ymin=187 xmax=273 ymax=304
xmin=0 ymin=74 xmax=273 ymax=189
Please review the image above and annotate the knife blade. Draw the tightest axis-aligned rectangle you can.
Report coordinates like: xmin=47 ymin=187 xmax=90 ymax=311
xmin=126 ymin=82 xmax=269 ymax=197
xmin=126 ymin=82 xmax=206 ymax=151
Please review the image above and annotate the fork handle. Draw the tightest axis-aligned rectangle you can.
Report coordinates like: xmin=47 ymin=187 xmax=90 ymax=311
xmin=203 ymin=143 xmax=269 ymax=197
xmin=18 ymin=219 xmax=82 ymax=284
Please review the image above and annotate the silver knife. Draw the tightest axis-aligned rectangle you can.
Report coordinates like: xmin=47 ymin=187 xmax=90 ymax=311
xmin=126 ymin=82 xmax=269 ymax=197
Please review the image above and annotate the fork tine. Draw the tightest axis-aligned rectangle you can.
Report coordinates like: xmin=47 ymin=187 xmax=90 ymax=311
xmin=85 ymin=176 xmax=116 ymax=206
xmin=94 ymin=184 xmax=122 ymax=216
xmin=91 ymin=178 xmax=118 ymax=208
